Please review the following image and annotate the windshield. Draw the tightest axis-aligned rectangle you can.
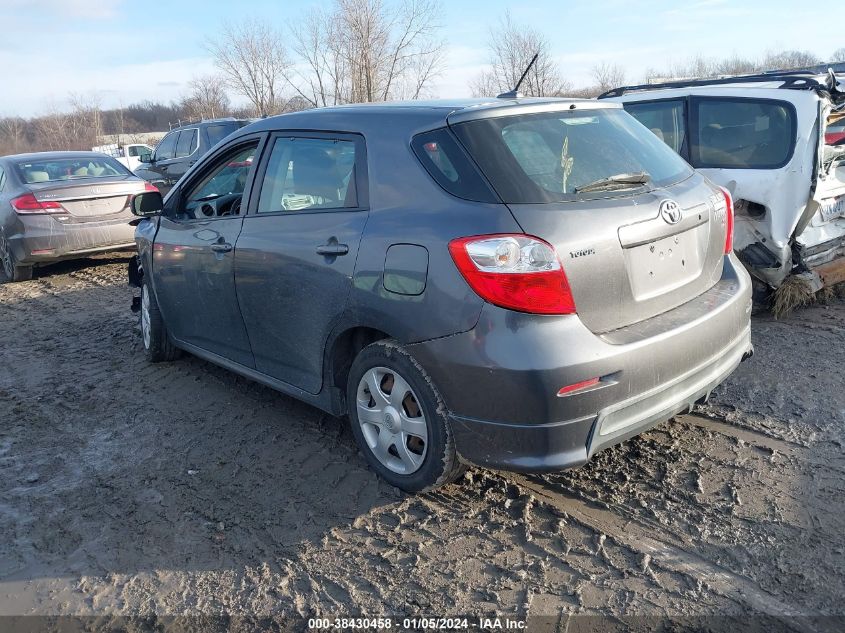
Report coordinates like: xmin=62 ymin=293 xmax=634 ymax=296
xmin=15 ymin=156 xmax=129 ymax=184
xmin=452 ymin=108 xmax=693 ymax=204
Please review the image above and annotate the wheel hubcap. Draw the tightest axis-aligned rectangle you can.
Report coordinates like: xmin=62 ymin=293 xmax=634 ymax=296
xmin=141 ymin=286 xmax=151 ymax=350
xmin=356 ymin=366 xmax=428 ymax=475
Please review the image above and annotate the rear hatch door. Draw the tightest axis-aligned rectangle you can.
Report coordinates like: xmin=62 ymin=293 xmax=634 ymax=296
xmin=449 ymin=102 xmax=727 ymax=333
xmin=506 ymin=175 xmax=725 ymax=333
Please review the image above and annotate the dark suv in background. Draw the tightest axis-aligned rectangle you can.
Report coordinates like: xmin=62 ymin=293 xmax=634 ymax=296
xmin=134 ymin=118 xmax=251 ymax=195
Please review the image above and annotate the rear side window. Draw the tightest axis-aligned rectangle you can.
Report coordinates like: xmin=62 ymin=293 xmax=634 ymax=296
xmin=175 ymin=129 xmax=198 ymax=158
xmin=453 ymin=108 xmax=692 ymax=204
xmin=624 ymin=100 xmax=686 ymax=155
xmin=154 ymin=131 xmax=178 ymax=160
xmin=411 ymin=128 xmax=498 ymax=203
xmin=257 ymin=137 xmax=359 ymax=213
xmin=0 ymin=166 xmax=5 ymax=192
xmin=691 ymin=97 xmax=796 ymax=169
xmin=206 ymin=123 xmax=239 ymax=148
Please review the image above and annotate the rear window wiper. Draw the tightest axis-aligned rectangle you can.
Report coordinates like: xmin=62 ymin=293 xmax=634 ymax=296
xmin=574 ymin=172 xmax=651 ymax=194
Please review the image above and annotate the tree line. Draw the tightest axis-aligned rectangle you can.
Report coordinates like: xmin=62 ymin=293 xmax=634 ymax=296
xmin=1 ymin=0 xmax=842 ymax=156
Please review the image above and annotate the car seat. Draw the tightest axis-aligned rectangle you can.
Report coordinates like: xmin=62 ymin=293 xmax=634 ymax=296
xmin=26 ymin=170 xmax=50 ymax=183
xmin=291 ymin=146 xmax=346 ymax=205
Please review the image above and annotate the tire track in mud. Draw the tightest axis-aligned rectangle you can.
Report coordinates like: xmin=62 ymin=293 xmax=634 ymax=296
xmin=683 ymin=413 xmax=805 ymax=453
xmin=504 ymin=473 xmax=818 ymax=632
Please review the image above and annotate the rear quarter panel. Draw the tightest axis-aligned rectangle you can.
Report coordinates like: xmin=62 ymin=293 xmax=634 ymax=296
xmin=347 ymin=119 xmax=522 ymax=344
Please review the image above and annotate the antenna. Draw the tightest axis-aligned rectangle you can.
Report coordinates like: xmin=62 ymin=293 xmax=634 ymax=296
xmin=497 ymin=53 xmax=539 ymax=99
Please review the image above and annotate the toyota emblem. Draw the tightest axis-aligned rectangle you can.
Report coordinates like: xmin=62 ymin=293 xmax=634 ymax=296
xmin=659 ymin=199 xmax=682 ymax=225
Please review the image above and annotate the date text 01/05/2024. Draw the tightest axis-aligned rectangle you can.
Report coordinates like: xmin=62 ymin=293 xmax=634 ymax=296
xmin=306 ymin=617 xmax=527 ymax=630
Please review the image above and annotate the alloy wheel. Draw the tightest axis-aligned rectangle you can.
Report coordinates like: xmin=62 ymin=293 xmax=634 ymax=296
xmin=356 ymin=366 xmax=428 ymax=475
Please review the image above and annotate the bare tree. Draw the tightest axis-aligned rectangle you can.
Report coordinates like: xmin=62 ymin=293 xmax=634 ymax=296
xmin=208 ymin=20 xmax=289 ymax=116
xmin=714 ymin=55 xmax=758 ymax=76
xmin=35 ymin=107 xmax=76 ymax=151
xmin=180 ymin=75 xmax=232 ymax=121
xmin=591 ymin=62 xmax=626 ymax=94
xmin=0 ymin=117 xmax=27 ymax=154
xmin=642 ymin=49 xmax=826 ymax=87
xmin=288 ymin=0 xmax=445 ymax=106
xmin=69 ymin=91 xmax=104 ymax=147
xmin=762 ymin=49 xmax=821 ymax=71
xmin=470 ymin=13 xmax=570 ymax=98
xmin=831 ymin=48 xmax=845 ymax=63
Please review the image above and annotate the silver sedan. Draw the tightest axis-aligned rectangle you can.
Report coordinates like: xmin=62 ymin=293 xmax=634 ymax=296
xmin=0 ymin=151 xmax=152 ymax=282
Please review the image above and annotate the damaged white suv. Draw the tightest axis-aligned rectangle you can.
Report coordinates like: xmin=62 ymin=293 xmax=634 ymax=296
xmin=601 ymin=70 xmax=845 ymax=308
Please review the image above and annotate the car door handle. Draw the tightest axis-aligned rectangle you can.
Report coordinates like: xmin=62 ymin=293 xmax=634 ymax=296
xmin=210 ymin=242 xmax=233 ymax=253
xmin=316 ymin=243 xmax=349 ymax=256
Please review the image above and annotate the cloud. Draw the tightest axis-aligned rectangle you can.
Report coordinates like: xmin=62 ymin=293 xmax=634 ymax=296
xmin=1 ymin=0 xmax=125 ymax=19
xmin=0 ymin=54 xmax=219 ymax=116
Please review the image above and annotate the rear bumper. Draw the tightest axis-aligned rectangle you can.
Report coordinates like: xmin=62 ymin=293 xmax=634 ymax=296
xmin=408 ymin=255 xmax=753 ymax=472
xmin=448 ymin=326 xmax=750 ymax=472
xmin=7 ymin=214 xmax=136 ymax=264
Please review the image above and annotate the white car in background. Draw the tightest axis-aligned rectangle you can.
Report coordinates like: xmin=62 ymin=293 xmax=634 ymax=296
xmin=91 ymin=143 xmax=154 ymax=172
xmin=601 ymin=70 xmax=845 ymax=309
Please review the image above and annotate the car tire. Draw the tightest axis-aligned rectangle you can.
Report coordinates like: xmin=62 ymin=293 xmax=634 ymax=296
xmin=0 ymin=233 xmax=33 ymax=283
xmin=140 ymin=279 xmax=181 ymax=363
xmin=751 ymin=277 xmax=772 ymax=315
xmin=347 ymin=339 xmax=466 ymax=493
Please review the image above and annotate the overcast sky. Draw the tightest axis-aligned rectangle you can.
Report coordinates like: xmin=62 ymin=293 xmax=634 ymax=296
xmin=0 ymin=0 xmax=839 ymax=116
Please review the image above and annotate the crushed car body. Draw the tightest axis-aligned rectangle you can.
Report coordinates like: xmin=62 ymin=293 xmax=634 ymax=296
xmin=601 ymin=70 xmax=845 ymax=303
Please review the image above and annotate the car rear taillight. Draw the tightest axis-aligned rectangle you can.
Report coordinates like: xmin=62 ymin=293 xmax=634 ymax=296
xmin=144 ymin=182 xmax=159 ymax=192
xmin=448 ymin=234 xmax=576 ymax=315
xmin=11 ymin=193 xmax=62 ymax=214
xmin=720 ymin=187 xmax=734 ymax=254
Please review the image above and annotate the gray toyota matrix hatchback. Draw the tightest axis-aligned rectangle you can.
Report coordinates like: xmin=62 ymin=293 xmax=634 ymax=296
xmin=128 ymin=98 xmax=752 ymax=492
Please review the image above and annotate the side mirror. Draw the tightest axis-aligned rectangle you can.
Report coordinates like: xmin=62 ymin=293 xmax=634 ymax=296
xmin=139 ymin=153 xmax=152 ymax=164
xmin=131 ymin=190 xmax=164 ymax=217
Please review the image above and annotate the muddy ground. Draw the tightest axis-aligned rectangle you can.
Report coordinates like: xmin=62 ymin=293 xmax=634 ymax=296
xmin=0 ymin=253 xmax=843 ymax=631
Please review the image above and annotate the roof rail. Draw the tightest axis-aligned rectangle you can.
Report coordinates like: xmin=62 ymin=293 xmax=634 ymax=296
xmin=168 ymin=117 xmax=242 ymax=130
xmin=598 ymin=71 xmax=832 ymax=99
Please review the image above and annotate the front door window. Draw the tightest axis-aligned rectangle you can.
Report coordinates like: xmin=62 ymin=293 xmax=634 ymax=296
xmin=177 ymin=144 xmax=258 ymax=221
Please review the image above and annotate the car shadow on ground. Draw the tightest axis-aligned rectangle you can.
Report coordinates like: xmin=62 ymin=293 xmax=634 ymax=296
xmin=30 ymin=251 xmax=135 ymax=280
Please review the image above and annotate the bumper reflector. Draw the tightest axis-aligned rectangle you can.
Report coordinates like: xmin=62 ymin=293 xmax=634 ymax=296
xmin=557 ymin=377 xmax=601 ymax=397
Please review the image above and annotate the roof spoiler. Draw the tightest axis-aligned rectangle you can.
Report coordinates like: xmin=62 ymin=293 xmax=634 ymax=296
xmin=598 ymin=69 xmax=843 ymax=101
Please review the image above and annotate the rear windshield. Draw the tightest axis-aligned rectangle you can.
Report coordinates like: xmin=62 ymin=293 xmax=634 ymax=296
xmin=452 ymin=108 xmax=693 ymax=204
xmin=206 ymin=122 xmax=249 ymax=148
xmin=15 ymin=156 xmax=129 ymax=184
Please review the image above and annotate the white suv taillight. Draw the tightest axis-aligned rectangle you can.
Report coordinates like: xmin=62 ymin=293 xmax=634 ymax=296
xmin=715 ymin=187 xmax=734 ymax=254
xmin=448 ymin=234 xmax=576 ymax=315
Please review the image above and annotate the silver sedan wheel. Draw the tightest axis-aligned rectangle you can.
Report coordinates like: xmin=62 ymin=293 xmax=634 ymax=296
xmin=356 ymin=366 xmax=428 ymax=475
xmin=0 ymin=234 xmax=13 ymax=279
xmin=141 ymin=285 xmax=152 ymax=350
